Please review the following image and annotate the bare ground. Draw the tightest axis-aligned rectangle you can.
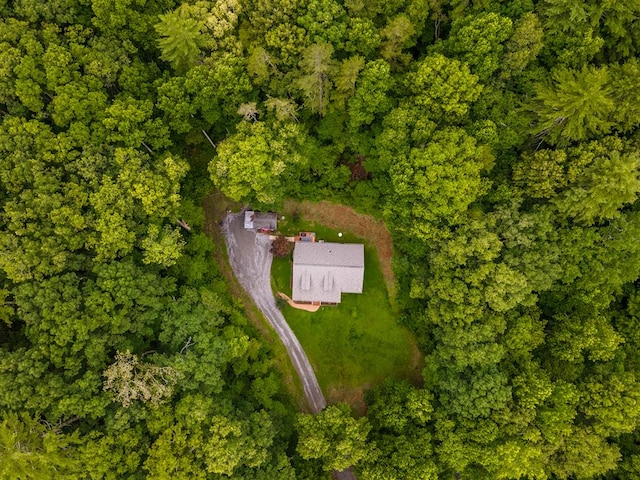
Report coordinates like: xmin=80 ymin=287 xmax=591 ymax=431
xmin=326 ymin=385 xmax=369 ymax=416
xmin=277 ymin=292 xmax=320 ymax=312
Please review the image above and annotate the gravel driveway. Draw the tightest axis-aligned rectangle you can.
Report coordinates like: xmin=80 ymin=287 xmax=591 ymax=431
xmin=222 ymin=212 xmax=327 ymax=413
xmin=223 ymin=212 xmax=358 ymax=480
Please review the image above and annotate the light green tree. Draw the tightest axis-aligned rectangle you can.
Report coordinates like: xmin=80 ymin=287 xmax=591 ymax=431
xmin=611 ymin=59 xmax=640 ymax=132
xmin=0 ymin=413 xmax=80 ymax=480
xmin=348 ymin=59 xmax=393 ymax=130
xmin=209 ymin=121 xmax=308 ymax=204
xmin=553 ymin=148 xmax=640 ymax=225
xmin=501 ymin=12 xmax=544 ymax=78
xmin=380 ymin=14 xmax=416 ymax=67
xmin=155 ymin=9 xmax=205 ymax=73
xmin=388 ymin=128 xmax=490 ymax=240
xmin=331 ymin=55 xmax=365 ymax=111
xmin=296 ymin=43 xmax=336 ymax=116
xmin=405 ymin=53 xmax=482 ymax=123
xmin=527 ymin=66 xmax=614 ymax=145
xmin=296 ymin=404 xmax=372 ymax=472
xmin=443 ymin=12 xmax=513 ymax=80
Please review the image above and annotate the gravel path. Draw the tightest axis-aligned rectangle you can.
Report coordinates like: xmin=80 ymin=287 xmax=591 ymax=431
xmin=222 ymin=212 xmax=327 ymax=413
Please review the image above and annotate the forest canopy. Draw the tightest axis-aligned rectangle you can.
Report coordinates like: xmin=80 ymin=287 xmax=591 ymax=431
xmin=1 ymin=0 xmax=640 ymax=479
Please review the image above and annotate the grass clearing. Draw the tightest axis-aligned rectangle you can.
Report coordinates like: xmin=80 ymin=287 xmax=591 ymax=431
xmin=272 ymin=213 xmax=422 ymax=412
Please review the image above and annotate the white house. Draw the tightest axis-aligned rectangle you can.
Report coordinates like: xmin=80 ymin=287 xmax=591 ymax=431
xmin=291 ymin=242 xmax=364 ymax=305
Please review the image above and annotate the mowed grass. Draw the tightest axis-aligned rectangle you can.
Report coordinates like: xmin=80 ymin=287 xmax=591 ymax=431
xmin=271 ymin=218 xmax=420 ymax=406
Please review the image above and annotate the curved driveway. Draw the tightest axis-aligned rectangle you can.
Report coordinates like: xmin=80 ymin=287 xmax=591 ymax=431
xmin=222 ymin=212 xmax=357 ymax=480
xmin=222 ymin=212 xmax=327 ymax=413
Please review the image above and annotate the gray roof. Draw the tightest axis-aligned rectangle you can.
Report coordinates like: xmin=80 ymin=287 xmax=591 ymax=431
xmin=292 ymin=242 xmax=364 ymax=304
xmin=293 ymin=242 xmax=364 ymax=268
xmin=244 ymin=211 xmax=278 ymax=230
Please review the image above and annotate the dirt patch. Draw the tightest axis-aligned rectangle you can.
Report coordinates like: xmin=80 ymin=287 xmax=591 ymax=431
xmin=325 ymin=385 xmax=368 ymax=416
xmin=409 ymin=340 xmax=426 ymax=388
xmin=283 ymin=200 xmax=396 ymax=299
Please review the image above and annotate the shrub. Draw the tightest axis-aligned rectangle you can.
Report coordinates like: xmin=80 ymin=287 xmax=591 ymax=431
xmin=271 ymin=235 xmax=293 ymax=257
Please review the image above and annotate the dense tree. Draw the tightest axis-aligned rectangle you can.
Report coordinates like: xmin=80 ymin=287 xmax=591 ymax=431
xmin=405 ymin=53 xmax=482 ymax=123
xmin=527 ymin=65 xmax=615 ymax=145
xmin=514 ymin=137 xmax=640 ymax=224
xmin=209 ymin=120 xmax=308 ymax=204
xmin=155 ymin=9 xmax=206 ymax=73
xmin=156 ymin=56 xmax=253 ymax=134
xmin=440 ymin=12 xmax=513 ymax=81
xmin=380 ymin=14 xmax=416 ymax=67
xmin=610 ymin=59 xmax=640 ymax=133
xmin=90 ymin=0 xmax=173 ymax=50
xmin=296 ymin=404 xmax=372 ymax=472
xmin=388 ymin=128 xmax=491 ymax=240
xmin=538 ymin=0 xmax=640 ymax=61
xmin=501 ymin=12 xmax=544 ymax=78
xmin=552 ymin=142 xmax=640 ymax=225
xmin=3 ymin=0 xmax=640 ymax=478
xmin=0 ymin=413 xmax=80 ymax=479
xmin=348 ymin=59 xmax=393 ymax=130
xmin=296 ymin=43 xmax=336 ymax=116
xmin=298 ymin=0 xmax=348 ymax=48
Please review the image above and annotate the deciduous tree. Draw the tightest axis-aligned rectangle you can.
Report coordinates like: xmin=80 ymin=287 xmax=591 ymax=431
xmin=296 ymin=404 xmax=372 ymax=472
xmin=209 ymin=121 xmax=308 ymax=204
xmin=405 ymin=53 xmax=482 ymax=123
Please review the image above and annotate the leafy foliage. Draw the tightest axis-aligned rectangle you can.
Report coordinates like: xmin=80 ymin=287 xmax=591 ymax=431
xmin=296 ymin=404 xmax=372 ymax=472
xmin=2 ymin=0 xmax=640 ymax=478
xmin=209 ymin=120 xmax=308 ymax=204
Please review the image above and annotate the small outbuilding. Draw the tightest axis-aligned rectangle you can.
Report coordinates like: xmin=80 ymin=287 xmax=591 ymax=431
xmin=292 ymin=242 xmax=364 ymax=305
xmin=244 ymin=211 xmax=278 ymax=231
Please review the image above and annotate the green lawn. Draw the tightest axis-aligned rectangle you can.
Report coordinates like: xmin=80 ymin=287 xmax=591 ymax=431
xmin=271 ymin=221 xmax=420 ymax=406
xmin=276 ymin=216 xmax=364 ymax=248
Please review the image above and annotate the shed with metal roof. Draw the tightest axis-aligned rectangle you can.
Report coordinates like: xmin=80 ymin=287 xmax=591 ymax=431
xmin=244 ymin=211 xmax=278 ymax=230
